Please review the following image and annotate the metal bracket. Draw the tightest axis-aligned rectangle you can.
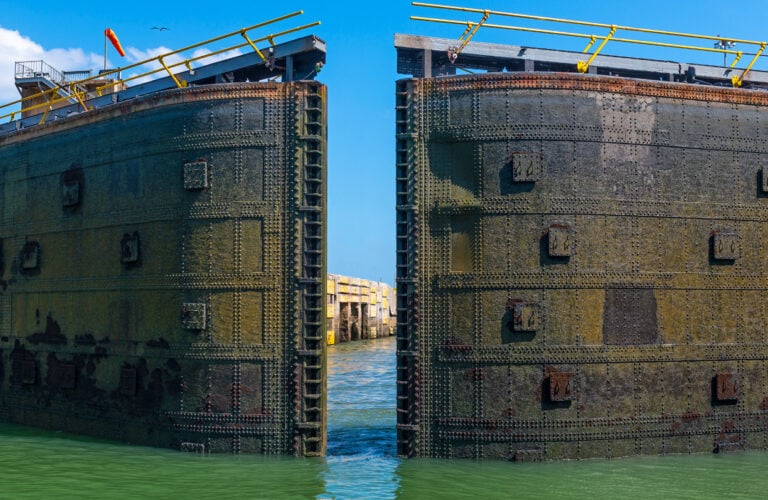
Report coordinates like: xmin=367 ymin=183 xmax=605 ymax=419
xmin=242 ymin=30 xmax=268 ymax=62
xmin=158 ymin=55 xmax=187 ymax=88
xmin=732 ymin=41 xmax=766 ymax=87
xmin=577 ymin=26 xmax=616 ymax=73
xmin=448 ymin=10 xmax=490 ymax=64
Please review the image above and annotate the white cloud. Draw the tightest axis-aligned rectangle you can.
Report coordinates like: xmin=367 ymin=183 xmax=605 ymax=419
xmin=0 ymin=26 xmax=106 ymax=110
xmin=121 ymin=46 xmax=243 ymax=85
xmin=0 ymin=27 xmax=45 ymax=103
xmin=122 ymin=45 xmax=179 ymax=84
xmin=0 ymin=26 xmax=247 ymax=113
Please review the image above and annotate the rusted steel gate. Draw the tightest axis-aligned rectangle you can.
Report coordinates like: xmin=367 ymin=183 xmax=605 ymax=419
xmin=0 ymin=80 xmax=326 ymax=455
xmin=396 ymin=35 xmax=768 ymax=460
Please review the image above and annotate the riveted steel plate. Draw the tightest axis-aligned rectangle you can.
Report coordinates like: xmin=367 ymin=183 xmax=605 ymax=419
xmin=397 ymin=69 xmax=768 ymax=460
xmin=0 ymin=81 xmax=327 ymax=455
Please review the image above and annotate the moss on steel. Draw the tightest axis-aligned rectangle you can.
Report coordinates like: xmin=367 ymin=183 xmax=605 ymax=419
xmin=0 ymin=81 xmax=326 ymax=455
xmin=396 ymin=71 xmax=768 ymax=460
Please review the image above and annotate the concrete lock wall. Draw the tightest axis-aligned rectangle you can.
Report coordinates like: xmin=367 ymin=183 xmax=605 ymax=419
xmin=396 ymin=72 xmax=768 ymax=460
xmin=0 ymin=81 xmax=326 ymax=455
xmin=326 ymin=273 xmax=396 ymax=345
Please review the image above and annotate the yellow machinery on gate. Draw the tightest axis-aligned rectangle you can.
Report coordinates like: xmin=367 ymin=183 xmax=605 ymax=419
xmin=2 ymin=11 xmax=320 ymax=123
xmin=411 ymin=2 xmax=768 ymax=87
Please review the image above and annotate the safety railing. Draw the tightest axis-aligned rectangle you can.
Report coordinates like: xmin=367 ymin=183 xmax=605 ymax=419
xmin=411 ymin=2 xmax=767 ymax=88
xmin=15 ymin=61 xmax=93 ymax=102
xmin=0 ymin=10 xmax=320 ymax=124
xmin=16 ymin=60 xmax=67 ymax=83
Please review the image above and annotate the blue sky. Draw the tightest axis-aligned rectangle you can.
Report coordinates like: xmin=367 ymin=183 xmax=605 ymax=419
xmin=2 ymin=1 xmax=768 ymax=283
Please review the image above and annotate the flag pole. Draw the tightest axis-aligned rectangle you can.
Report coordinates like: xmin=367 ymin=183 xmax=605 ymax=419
xmin=104 ymin=31 xmax=107 ymax=71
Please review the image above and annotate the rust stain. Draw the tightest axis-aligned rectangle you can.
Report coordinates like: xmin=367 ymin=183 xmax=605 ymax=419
xmin=26 ymin=314 xmax=66 ymax=345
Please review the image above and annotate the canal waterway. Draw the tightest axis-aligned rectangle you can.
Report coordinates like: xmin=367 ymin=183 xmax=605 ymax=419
xmin=1 ymin=335 xmax=767 ymax=498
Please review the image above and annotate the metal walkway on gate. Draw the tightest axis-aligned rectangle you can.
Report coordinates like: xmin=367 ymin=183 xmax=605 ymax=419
xmin=0 ymin=11 xmax=323 ymax=132
xmin=408 ymin=2 xmax=768 ymax=88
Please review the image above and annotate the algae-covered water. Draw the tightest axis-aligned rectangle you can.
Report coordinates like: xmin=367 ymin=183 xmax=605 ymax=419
xmin=0 ymin=335 xmax=766 ymax=499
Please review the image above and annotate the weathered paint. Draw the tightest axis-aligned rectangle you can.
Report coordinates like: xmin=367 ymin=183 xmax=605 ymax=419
xmin=396 ymin=71 xmax=768 ymax=460
xmin=0 ymin=81 xmax=326 ymax=456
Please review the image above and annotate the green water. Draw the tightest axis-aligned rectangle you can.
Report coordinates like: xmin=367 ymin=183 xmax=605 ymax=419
xmin=1 ymin=336 xmax=767 ymax=499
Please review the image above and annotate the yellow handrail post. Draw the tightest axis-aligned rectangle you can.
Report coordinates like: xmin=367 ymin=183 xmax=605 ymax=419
xmin=0 ymin=12 xmax=321 ymax=123
xmin=157 ymin=55 xmax=187 ymax=88
xmin=582 ymin=35 xmax=597 ymax=53
xmin=411 ymin=3 xmax=767 ymax=86
xmin=730 ymin=51 xmax=743 ymax=68
xmin=39 ymin=106 xmax=51 ymax=125
xmin=448 ymin=10 xmax=489 ymax=63
xmin=733 ymin=42 xmax=766 ymax=87
xmin=241 ymin=30 xmax=268 ymax=62
xmin=70 ymin=83 xmax=88 ymax=112
xmin=577 ymin=26 xmax=616 ymax=73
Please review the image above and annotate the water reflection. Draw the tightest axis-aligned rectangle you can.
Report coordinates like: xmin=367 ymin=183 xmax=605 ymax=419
xmin=322 ymin=335 xmax=400 ymax=499
xmin=3 ymin=334 xmax=768 ymax=498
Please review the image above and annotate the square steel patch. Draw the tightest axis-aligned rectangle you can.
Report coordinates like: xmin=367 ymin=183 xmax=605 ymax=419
xmin=713 ymin=230 xmax=739 ymax=260
xmin=513 ymin=302 xmax=540 ymax=332
xmin=549 ymin=372 xmax=573 ymax=402
xmin=548 ymin=224 xmax=573 ymax=257
xmin=62 ymin=180 xmax=80 ymax=207
xmin=511 ymin=153 xmax=541 ymax=183
xmin=183 ymin=161 xmax=209 ymax=190
xmin=120 ymin=232 xmax=140 ymax=263
xmin=21 ymin=241 xmax=40 ymax=270
xmin=181 ymin=302 xmax=207 ymax=330
xmin=716 ymin=372 xmax=738 ymax=401
xmin=762 ymin=165 xmax=768 ymax=192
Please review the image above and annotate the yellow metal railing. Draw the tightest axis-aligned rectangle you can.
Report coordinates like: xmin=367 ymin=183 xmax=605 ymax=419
xmin=0 ymin=11 xmax=320 ymax=124
xmin=411 ymin=2 xmax=767 ymax=87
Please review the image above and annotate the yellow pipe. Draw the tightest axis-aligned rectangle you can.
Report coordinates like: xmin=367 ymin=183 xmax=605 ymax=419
xmin=39 ymin=106 xmax=51 ymax=125
xmin=241 ymin=30 xmax=267 ymax=62
xmin=412 ymin=2 xmax=764 ymax=46
xmin=70 ymin=83 xmax=88 ymax=112
xmin=158 ymin=55 xmax=187 ymax=88
xmin=9 ymin=13 xmax=297 ymax=115
xmin=733 ymin=42 xmax=766 ymax=87
xmin=412 ymin=17 xmax=744 ymax=56
xmin=578 ymin=26 xmax=616 ymax=73
xmin=583 ymin=35 xmax=597 ymax=53
xmin=413 ymin=7 xmax=768 ymax=84
xmin=2 ymin=18 xmax=320 ymax=122
xmin=93 ymin=21 xmax=320 ymax=94
xmin=0 ymin=12 xmax=313 ymax=119
xmin=731 ymin=52 xmax=743 ymax=68
xmin=450 ymin=10 xmax=488 ymax=61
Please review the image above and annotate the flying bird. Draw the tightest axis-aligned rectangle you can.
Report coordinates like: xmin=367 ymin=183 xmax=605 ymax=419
xmin=151 ymin=27 xmax=170 ymax=31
